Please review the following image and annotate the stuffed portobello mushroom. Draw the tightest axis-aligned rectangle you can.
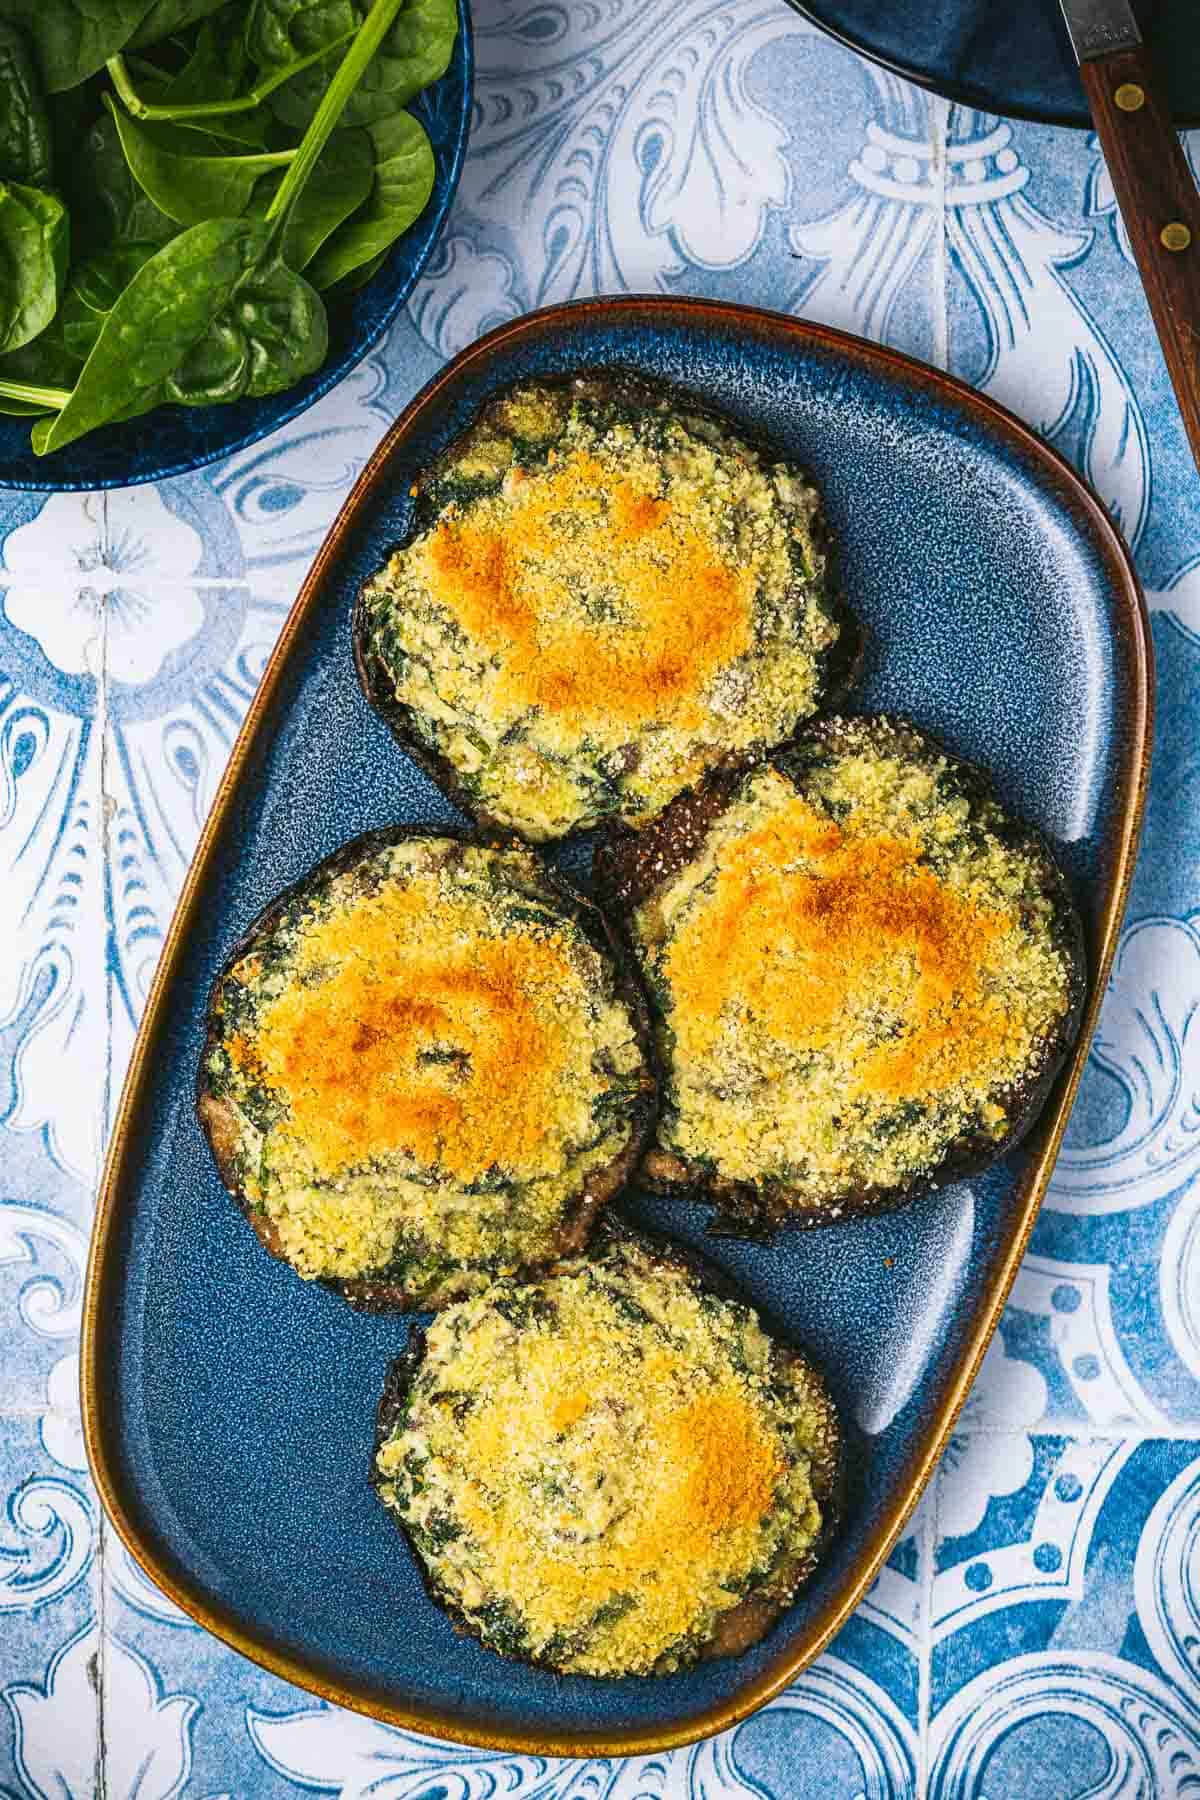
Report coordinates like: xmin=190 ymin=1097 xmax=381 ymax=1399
xmin=371 ymin=1223 xmax=841 ymax=1677
xmin=197 ymin=831 xmax=656 ymax=1310
xmin=598 ymin=716 xmax=1086 ymax=1232
xmin=355 ymin=372 xmax=856 ymax=841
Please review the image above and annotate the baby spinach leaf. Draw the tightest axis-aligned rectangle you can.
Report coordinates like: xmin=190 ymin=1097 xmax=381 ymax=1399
xmin=131 ymin=16 xmax=276 ymax=147
xmin=155 ymin=5 xmax=251 ymax=95
xmin=103 ymin=0 xmax=363 ymax=137
xmin=46 ymin=83 xmax=94 ymax=178
xmin=255 ymin=0 xmax=408 ymax=226
xmin=258 ymin=127 xmax=374 ymax=267
xmin=325 ymin=244 xmax=385 ymax=294
xmin=246 ymin=0 xmax=358 ymax=68
xmin=0 ymin=382 xmax=69 ymax=417
xmin=108 ymin=99 xmax=294 ymax=225
xmin=31 ymin=217 xmax=326 ymax=452
xmin=110 ymin=99 xmax=371 ymax=260
xmin=61 ymin=241 xmax=161 ymax=359
xmin=0 ymin=318 xmax=79 ymax=414
xmin=307 ymin=107 xmax=431 ymax=288
xmin=165 ymin=251 xmax=327 ymax=401
xmin=5 ymin=0 xmax=154 ymax=93
xmin=68 ymin=112 xmax=179 ymax=253
xmin=264 ymin=0 xmax=456 ymax=129
xmin=127 ymin=0 xmax=230 ymax=49
xmin=0 ymin=181 xmax=69 ymax=355
xmin=0 ymin=23 xmax=54 ymax=188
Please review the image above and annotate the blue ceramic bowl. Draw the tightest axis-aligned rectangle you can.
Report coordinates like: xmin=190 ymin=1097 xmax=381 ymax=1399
xmin=82 ymin=298 xmax=1151 ymax=1755
xmin=785 ymin=0 xmax=1199 ymax=128
xmin=0 ymin=2 xmax=473 ymax=493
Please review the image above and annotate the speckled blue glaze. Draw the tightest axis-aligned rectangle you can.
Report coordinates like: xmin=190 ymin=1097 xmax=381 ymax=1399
xmin=784 ymin=0 xmax=1199 ymax=128
xmin=90 ymin=301 xmax=1146 ymax=1750
xmin=0 ymin=3 xmax=473 ymax=494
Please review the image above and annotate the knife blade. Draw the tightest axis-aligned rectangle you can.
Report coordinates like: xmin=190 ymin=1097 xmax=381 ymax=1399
xmin=1057 ymin=0 xmax=1200 ymax=474
xmin=1057 ymin=0 xmax=1141 ymax=62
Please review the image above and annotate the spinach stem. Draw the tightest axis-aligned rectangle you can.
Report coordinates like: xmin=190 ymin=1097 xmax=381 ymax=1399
xmin=0 ymin=380 xmax=70 ymax=409
xmin=264 ymin=0 xmax=407 ymax=226
xmin=105 ymin=27 xmax=358 ymax=122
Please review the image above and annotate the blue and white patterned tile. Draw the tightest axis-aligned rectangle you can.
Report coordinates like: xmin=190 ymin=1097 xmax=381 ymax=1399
xmin=929 ymin=1436 xmax=1200 ymax=1795
xmin=0 ymin=1417 xmax=98 ymax=1799
xmin=100 ymin=1574 xmax=920 ymax=1799
xmin=932 ymin=102 xmax=1200 ymax=1438
xmin=0 ymin=1136 xmax=89 ymax=1422
xmin=0 ymin=0 xmax=1197 ymax=1791
xmin=245 ymin=1644 xmax=918 ymax=1799
xmin=0 ymin=353 xmax=414 ymax=1196
xmin=398 ymin=1 xmax=944 ymax=368
xmin=98 ymin=1474 xmax=922 ymax=1796
xmin=986 ymin=611 xmax=1200 ymax=1434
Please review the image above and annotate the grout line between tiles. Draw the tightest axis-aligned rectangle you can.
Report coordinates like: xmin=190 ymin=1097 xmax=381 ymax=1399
xmin=95 ymin=1509 xmax=108 ymax=1800
xmin=916 ymin=1481 xmax=936 ymax=1796
xmin=95 ymin=488 xmax=113 ymax=1800
xmin=930 ymin=94 xmax=950 ymax=374
xmin=97 ymin=490 xmax=115 ymax=1172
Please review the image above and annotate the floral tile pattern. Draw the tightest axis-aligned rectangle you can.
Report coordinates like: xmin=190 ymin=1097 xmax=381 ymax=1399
xmin=0 ymin=0 xmax=1198 ymax=1793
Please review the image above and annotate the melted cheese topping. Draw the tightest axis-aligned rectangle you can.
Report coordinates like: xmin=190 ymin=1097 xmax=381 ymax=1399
xmin=205 ymin=841 xmax=646 ymax=1287
xmin=375 ymin=1241 xmax=834 ymax=1675
xmin=247 ymin=894 xmax=582 ymax=1185
xmin=419 ymin=450 xmax=753 ymax=728
xmin=361 ymin=382 xmax=840 ymax=838
xmin=637 ymin=742 xmax=1074 ymax=1201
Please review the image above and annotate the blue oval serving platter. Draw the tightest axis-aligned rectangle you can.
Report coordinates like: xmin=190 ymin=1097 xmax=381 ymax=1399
xmin=0 ymin=0 xmax=472 ymax=495
xmin=82 ymin=297 xmax=1151 ymax=1755
xmin=786 ymin=0 xmax=1199 ymax=129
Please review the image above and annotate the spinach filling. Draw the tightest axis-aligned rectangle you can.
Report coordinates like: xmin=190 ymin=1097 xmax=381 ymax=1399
xmin=199 ymin=834 xmax=651 ymax=1306
xmin=357 ymin=374 xmax=849 ymax=839
xmin=373 ymin=1232 xmax=840 ymax=1677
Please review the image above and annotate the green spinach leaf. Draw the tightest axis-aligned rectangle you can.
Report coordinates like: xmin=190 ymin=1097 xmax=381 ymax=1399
xmin=31 ymin=216 xmax=326 ymax=452
xmin=109 ymin=101 xmax=373 ymax=259
xmin=324 ymin=244 xmax=385 ymax=294
xmin=4 ymin=0 xmax=154 ymax=93
xmin=0 ymin=318 xmax=79 ymax=414
xmin=127 ymin=12 xmax=276 ymax=146
xmin=60 ymin=241 xmax=161 ymax=359
xmin=246 ymin=0 xmax=358 ymax=67
xmin=262 ymin=0 xmax=457 ymax=129
xmin=68 ymin=112 xmax=179 ymax=253
xmin=262 ymin=127 xmax=374 ymax=267
xmin=166 ymin=252 xmax=327 ymax=401
xmin=108 ymin=99 xmax=295 ymax=225
xmin=46 ymin=83 xmax=94 ymax=179
xmin=0 ymin=181 xmax=69 ymax=355
xmin=0 ymin=23 xmax=54 ymax=187
xmin=308 ymin=107 xmax=431 ymax=288
xmin=127 ymin=0 xmax=230 ymax=49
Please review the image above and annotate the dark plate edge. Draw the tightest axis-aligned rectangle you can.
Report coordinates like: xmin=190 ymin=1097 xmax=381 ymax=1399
xmin=0 ymin=0 xmax=474 ymax=494
xmin=79 ymin=294 xmax=1155 ymax=1758
xmin=781 ymin=0 xmax=1200 ymax=131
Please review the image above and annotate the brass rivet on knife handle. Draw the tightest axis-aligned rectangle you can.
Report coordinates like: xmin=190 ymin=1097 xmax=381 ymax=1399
xmin=1073 ymin=32 xmax=1200 ymax=475
xmin=1114 ymin=82 xmax=1144 ymax=110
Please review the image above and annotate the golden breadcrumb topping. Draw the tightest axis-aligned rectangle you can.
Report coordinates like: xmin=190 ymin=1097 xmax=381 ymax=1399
xmin=204 ymin=840 xmax=645 ymax=1285
xmin=244 ymin=888 xmax=581 ymax=1185
xmin=418 ymin=449 xmax=753 ymax=729
xmin=375 ymin=1240 xmax=835 ymax=1675
xmin=360 ymin=380 xmax=841 ymax=837
xmin=636 ymin=743 xmax=1074 ymax=1201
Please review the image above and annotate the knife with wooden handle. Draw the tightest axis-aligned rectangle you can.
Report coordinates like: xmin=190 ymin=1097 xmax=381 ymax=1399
xmin=1060 ymin=0 xmax=1200 ymax=473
